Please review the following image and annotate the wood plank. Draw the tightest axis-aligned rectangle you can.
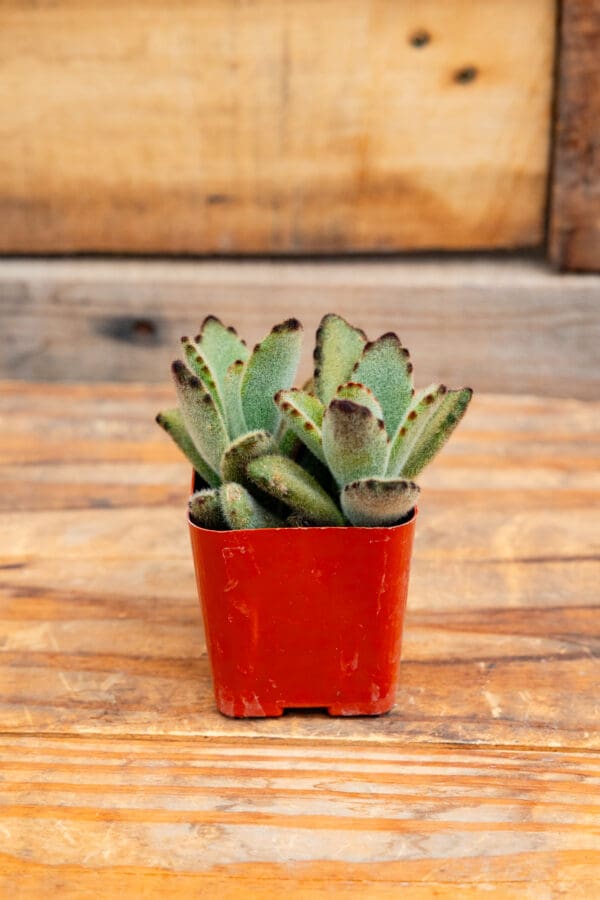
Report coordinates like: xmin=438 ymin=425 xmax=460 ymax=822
xmin=549 ymin=0 xmax=600 ymax=271
xmin=2 ymin=258 xmax=600 ymax=397
xmin=0 ymin=0 xmax=555 ymax=253
xmin=1 ymin=383 xmax=598 ymax=747
xmin=0 ymin=736 xmax=598 ymax=897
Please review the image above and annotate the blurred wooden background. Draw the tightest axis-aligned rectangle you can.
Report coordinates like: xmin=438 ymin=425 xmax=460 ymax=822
xmin=0 ymin=0 xmax=556 ymax=255
xmin=0 ymin=0 xmax=599 ymax=390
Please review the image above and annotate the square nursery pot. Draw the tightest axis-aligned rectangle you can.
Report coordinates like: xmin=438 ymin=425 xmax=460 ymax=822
xmin=189 ymin=487 xmax=417 ymax=718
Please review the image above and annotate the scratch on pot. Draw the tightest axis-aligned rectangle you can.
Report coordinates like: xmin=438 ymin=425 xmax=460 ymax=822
xmin=375 ymin=549 xmax=388 ymax=617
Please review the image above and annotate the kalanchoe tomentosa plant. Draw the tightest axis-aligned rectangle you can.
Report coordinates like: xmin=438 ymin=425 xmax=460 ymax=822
xmin=156 ymin=314 xmax=472 ymax=529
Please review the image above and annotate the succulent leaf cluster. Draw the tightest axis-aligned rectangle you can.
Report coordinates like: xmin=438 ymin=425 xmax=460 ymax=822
xmin=157 ymin=313 xmax=472 ymax=529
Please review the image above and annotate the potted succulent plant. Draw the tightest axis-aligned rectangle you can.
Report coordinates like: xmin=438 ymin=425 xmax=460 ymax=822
xmin=157 ymin=314 xmax=472 ymax=717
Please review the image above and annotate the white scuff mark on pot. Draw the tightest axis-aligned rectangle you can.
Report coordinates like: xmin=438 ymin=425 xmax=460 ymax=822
xmin=222 ymin=546 xmax=247 ymax=560
xmin=216 ymin=686 xmax=235 ymax=717
xmin=370 ymin=683 xmax=381 ymax=702
xmin=241 ymin=694 xmax=265 ymax=717
xmin=340 ymin=649 xmax=359 ymax=674
xmin=483 ymin=690 xmax=502 ymax=719
xmin=232 ymin=598 xmax=250 ymax=618
xmin=375 ymin=565 xmax=387 ymax=618
xmin=223 ymin=578 xmax=239 ymax=593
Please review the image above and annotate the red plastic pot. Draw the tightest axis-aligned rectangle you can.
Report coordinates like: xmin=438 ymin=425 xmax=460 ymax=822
xmin=189 ymin=502 xmax=416 ymax=718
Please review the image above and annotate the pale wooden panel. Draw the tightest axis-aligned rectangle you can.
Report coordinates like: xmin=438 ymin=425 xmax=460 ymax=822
xmin=0 ymin=0 xmax=555 ymax=253
xmin=0 ymin=736 xmax=599 ymax=897
xmin=549 ymin=0 xmax=600 ymax=271
xmin=1 ymin=383 xmax=598 ymax=748
xmin=2 ymin=257 xmax=600 ymax=397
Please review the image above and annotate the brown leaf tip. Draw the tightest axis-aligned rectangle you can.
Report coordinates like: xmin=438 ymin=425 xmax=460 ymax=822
xmin=329 ymin=399 xmax=372 ymax=418
xmin=227 ymin=325 xmax=238 ymax=335
xmin=201 ymin=314 xmax=222 ymax=329
xmin=303 ymin=421 xmax=315 ymax=431
xmin=272 ymin=317 xmax=302 ymax=334
xmin=406 ymin=362 xmax=414 ymax=374
xmin=408 ymin=410 xmax=418 ymax=420
xmin=171 ymin=359 xmax=187 ymax=382
xmin=180 ymin=335 xmax=190 ymax=344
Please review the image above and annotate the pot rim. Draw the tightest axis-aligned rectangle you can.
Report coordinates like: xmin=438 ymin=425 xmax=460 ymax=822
xmin=188 ymin=505 xmax=417 ymax=535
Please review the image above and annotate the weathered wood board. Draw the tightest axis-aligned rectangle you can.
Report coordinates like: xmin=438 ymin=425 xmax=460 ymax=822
xmin=0 ymin=381 xmax=599 ymax=893
xmin=0 ymin=736 xmax=599 ymax=897
xmin=1 ymin=383 xmax=598 ymax=748
xmin=2 ymin=258 xmax=600 ymax=398
xmin=549 ymin=0 xmax=600 ymax=271
xmin=0 ymin=1 xmax=555 ymax=253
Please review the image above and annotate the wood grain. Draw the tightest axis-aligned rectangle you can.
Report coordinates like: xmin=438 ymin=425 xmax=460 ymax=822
xmin=0 ymin=736 xmax=599 ymax=897
xmin=0 ymin=0 xmax=555 ymax=253
xmin=2 ymin=257 xmax=600 ymax=397
xmin=1 ymin=383 xmax=598 ymax=748
xmin=1 ymin=381 xmax=599 ymax=894
xmin=549 ymin=0 xmax=600 ymax=271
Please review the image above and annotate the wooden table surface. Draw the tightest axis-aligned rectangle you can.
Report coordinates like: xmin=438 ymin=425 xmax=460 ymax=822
xmin=1 ymin=381 xmax=599 ymax=896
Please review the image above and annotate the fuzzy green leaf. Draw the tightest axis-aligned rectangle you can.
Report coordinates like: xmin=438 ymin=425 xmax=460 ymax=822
xmin=247 ymin=454 xmax=344 ymax=526
xmin=222 ymin=358 xmax=248 ymax=438
xmin=274 ymin=388 xmax=326 ymax=463
xmin=313 ymin=313 xmax=367 ymax=405
xmin=181 ymin=339 xmax=224 ymax=415
xmin=401 ymin=388 xmax=473 ymax=479
xmin=195 ymin=316 xmax=249 ymax=394
xmin=336 ymin=382 xmax=383 ymax=420
xmin=220 ymin=482 xmax=283 ymax=530
xmin=220 ymin=430 xmax=274 ymax=484
xmin=276 ymin=423 xmax=302 ymax=457
xmin=241 ymin=319 xmax=303 ymax=433
xmin=322 ymin=399 xmax=390 ymax=486
xmin=171 ymin=360 xmax=229 ymax=473
xmin=155 ymin=408 xmax=220 ymax=487
xmin=341 ymin=478 xmax=419 ymax=527
xmin=188 ymin=488 xmax=228 ymax=530
xmin=352 ymin=332 xmax=413 ymax=437
xmin=387 ymin=384 xmax=448 ymax=477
